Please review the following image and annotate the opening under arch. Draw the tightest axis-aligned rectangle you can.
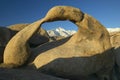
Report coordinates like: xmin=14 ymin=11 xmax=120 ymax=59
xmin=42 ymin=20 xmax=78 ymax=37
xmin=42 ymin=20 xmax=78 ymax=31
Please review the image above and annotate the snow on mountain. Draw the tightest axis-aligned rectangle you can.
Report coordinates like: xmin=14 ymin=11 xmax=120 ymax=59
xmin=107 ymin=28 xmax=120 ymax=32
xmin=47 ymin=27 xmax=120 ymax=37
xmin=47 ymin=27 xmax=76 ymax=37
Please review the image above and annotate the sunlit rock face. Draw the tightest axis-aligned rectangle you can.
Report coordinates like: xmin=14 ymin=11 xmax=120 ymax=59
xmin=110 ymin=32 xmax=120 ymax=48
xmin=32 ymin=6 xmax=114 ymax=80
xmin=8 ymin=23 xmax=50 ymax=47
xmin=0 ymin=19 xmax=46 ymax=68
xmin=0 ymin=5 xmax=118 ymax=80
xmin=0 ymin=23 xmax=50 ymax=64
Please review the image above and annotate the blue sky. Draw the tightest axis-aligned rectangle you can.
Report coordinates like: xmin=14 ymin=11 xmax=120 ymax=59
xmin=0 ymin=0 xmax=120 ymax=30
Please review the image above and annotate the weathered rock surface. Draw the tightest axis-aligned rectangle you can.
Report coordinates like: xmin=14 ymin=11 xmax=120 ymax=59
xmin=8 ymin=23 xmax=50 ymax=47
xmin=31 ymin=6 xmax=114 ymax=80
xmin=110 ymin=32 xmax=120 ymax=48
xmin=0 ymin=6 xmax=115 ymax=80
xmin=0 ymin=19 xmax=46 ymax=68
xmin=0 ymin=23 xmax=49 ymax=63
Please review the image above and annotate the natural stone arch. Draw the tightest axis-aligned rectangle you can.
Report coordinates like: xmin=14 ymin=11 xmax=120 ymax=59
xmin=0 ymin=6 xmax=114 ymax=80
xmin=31 ymin=6 xmax=114 ymax=80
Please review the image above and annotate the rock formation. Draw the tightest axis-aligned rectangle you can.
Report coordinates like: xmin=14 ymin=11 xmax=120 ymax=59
xmin=0 ymin=68 xmax=69 ymax=80
xmin=0 ymin=19 xmax=46 ymax=68
xmin=109 ymin=32 xmax=120 ymax=80
xmin=110 ymin=32 xmax=120 ymax=48
xmin=31 ymin=6 xmax=114 ymax=80
xmin=8 ymin=23 xmax=50 ymax=47
xmin=110 ymin=32 xmax=120 ymax=66
xmin=0 ymin=6 xmax=115 ymax=80
xmin=0 ymin=23 xmax=49 ymax=63
xmin=110 ymin=32 xmax=120 ymax=70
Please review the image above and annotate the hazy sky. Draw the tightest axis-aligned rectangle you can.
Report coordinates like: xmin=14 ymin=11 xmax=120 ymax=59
xmin=0 ymin=0 xmax=120 ymax=30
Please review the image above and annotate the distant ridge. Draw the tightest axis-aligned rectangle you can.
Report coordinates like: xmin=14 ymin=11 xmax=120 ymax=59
xmin=47 ymin=27 xmax=120 ymax=37
xmin=47 ymin=27 xmax=76 ymax=37
xmin=107 ymin=28 xmax=120 ymax=32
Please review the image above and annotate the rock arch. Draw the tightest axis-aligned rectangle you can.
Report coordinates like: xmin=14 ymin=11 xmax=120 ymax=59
xmin=0 ymin=6 xmax=114 ymax=80
xmin=32 ymin=6 xmax=114 ymax=80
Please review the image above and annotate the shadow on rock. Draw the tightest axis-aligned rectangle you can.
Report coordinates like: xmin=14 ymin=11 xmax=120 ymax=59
xmin=0 ymin=68 xmax=69 ymax=80
xmin=31 ymin=48 xmax=114 ymax=80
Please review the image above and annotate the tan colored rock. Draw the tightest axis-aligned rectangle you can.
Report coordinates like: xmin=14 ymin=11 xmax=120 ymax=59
xmin=8 ymin=24 xmax=29 ymax=31
xmin=0 ymin=19 xmax=45 ymax=68
xmin=0 ymin=24 xmax=49 ymax=63
xmin=0 ymin=6 xmax=114 ymax=80
xmin=31 ymin=6 xmax=114 ymax=80
xmin=8 ymin=23 xmax=49 ymax=47
xmin=43 ymin=6 xmax=84 ymax=22
xmin=50 ymin=36 xmax=66 ymax=41
xmin=110 ymin=32 xmax=120 ymax=48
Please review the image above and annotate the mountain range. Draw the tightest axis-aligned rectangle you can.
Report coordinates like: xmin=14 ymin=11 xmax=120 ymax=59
xmin=47 ymin=27 xmax=120 ymax=37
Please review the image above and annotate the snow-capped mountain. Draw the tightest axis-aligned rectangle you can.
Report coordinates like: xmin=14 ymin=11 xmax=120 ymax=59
xmin=107 ymin=28 xmax=120 ymax=32
xmin=47 ymin=27 xmax=120 ymax=37
xmin=47 ymin=27 xmax=76 ymax=37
